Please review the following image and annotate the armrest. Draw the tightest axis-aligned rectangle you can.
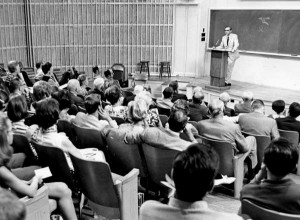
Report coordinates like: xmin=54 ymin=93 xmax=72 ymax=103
xmin=236 ymin=149 xmax=251 ymax=162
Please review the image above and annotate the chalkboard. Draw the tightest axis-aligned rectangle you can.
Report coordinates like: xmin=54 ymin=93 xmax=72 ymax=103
xmin=209 ymin=10 xmax=300 ymax=55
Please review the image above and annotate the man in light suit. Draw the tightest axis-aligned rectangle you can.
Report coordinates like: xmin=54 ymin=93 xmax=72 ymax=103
xmin=217 ymin=26 xmax=239 ymax=86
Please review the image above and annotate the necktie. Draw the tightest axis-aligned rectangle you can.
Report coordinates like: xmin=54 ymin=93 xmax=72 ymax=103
xmin=227 ymin=36 xmax=229 ymax=46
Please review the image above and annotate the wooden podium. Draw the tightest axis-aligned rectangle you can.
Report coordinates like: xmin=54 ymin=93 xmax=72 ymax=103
xmin=205 ymin=49 xmax=230 ymax=91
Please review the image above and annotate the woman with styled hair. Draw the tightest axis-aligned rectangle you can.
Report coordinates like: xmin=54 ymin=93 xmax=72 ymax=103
xmin=0 ymin=113 xmax=78 ymax=220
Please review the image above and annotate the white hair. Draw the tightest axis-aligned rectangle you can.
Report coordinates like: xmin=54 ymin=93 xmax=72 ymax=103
xmin=242 ymin=91 xmax=253 ymax=101
xmin=135 ymin=91 xmax=153 ymax=107
xmin=93 ymin=77 xmax=104 ymax=90
xmin=219 ymin=92 xmax=230 ymax=103
xmin=193 ymin=86 xmax=203 ymax=94
xmin=134 ymin=85 xmax=144 ymax=94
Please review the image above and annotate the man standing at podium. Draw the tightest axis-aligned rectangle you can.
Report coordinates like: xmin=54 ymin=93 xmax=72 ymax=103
xmin=217 ymin=26 xmax=239 ymax=86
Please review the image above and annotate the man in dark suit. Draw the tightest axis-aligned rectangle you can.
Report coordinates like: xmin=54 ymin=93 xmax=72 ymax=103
xmin=169 ymin=81 xmax=187 ymax=103
xmin=239 ymin=99 xmax=280 ymax=140
xmin=67 ymin=79 xmax=84 ymax=108
xmin=276 ymin=102 xmax=300 ymax=136
xmin=188 ymin=91 xmax=209 ymax=121
xmin=234 ymin=91 xmax=253 ymax=115
xmin=220 ymin=92 xmax=235 ymax=117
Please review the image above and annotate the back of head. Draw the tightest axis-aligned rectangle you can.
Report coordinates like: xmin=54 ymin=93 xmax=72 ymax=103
xmin=33 ymin=81 xmax=51 ymax=102
xmin=7 ymin=61 xmax=18 ymax=73
xmin=173 ymin=143 xmax=219 ymax=202
xmin=93 ymin=77 xmax=104 ymax=90
xmin=77 ymin=74 xmax=87 ymax=86
xmin=242 ymin=91 xmax=253 ymax=102
xmin=168 ymin=109 xmax=188 ymax=132
xmin=251 ymin=99 xmax=264 ymax=111
xmin=105 ymin=85 xmax=121 ymax=105
xmin=219 ymin=92 xmax=230 ymax=103
xmin=192 ymin=91 xmax=204 ymax=104
xmin=289 ymin=102 xmax=300 ymax=118
xmin=133 ymin=85 xmax=144 ymax=95
xmin=193 ymin=86 xmax=202 ymax=94
xmin=67 ymin=79 xmax=80 ymax=92
xmin=169 ymin=81 xmax=179 ymax=93
xmin=264 ymin=138 xmax=299 ymax=177
xmin=92 ymin=66 xmax=99 ymax=74
xmin=8 ymin=78 xmax=21 ymax=93
xmin=52 ymin=90 xmax=71 ymax=111
xmin=0 ymin=189 xmax=26 ymax=220
xmin=104 ymin=68 xmax=113 ymax=78
xmin=128 ymin=99 xmax=148 ymax=123
xmin=134 ymin=91 xmax=153 ymax=107
xmin=84 ymin=94 xmax=101 ymax=114
xmin=35 ymin=61 xmax=43 ymax=69
xmin=36 ymin=98 xmax=60 ymax=130
xmin=272 ymin=99 xmax=285 ymax=114
xmin=163 ymin=86 xmax=174 ymax=99
xmin=172 ymin=99 xmax=189 ymax=115
xmin=208 ymin=99 xmax=224 ymax=118
xmin=7 ymin=95 xmax=28 ymax=122
xmin=41 ymin=62 xmax=52 ymax=74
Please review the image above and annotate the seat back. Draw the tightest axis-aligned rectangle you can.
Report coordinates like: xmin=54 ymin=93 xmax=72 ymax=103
xmin=57 ymin=119 xmax=77 ymax=146
xmin=157 ymin=107 xmax=171 ymax=117
xmin=72 ymin=122 xmax=106 ymax=151
xmin=141 ymin=143 xmax=179 ymax=186
xmin=241 ymin=199 xmax=300 ymax=220
xmin=242 ymin=132 xmax=271 ymax=167
xmin=106 ymin=129 xmax=148 ymax=177
xmin=69 ymin=154 xmax=119 ymax=208
xmin=159 ymin=114 xmax=168 ymax=127
xmin=12 ymin=134 xmax=37 ymax=162
xmin=112 ymin=63 xmax=127 ymax=88
xmin=32 ymin=142 xmax=76 ymax=191
xmin=279 ymin=129 xmax=299 ymax=147
xmin=201 ymin=136 xmax=235 ymax=176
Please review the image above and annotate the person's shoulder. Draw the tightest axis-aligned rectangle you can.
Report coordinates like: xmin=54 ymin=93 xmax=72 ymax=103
xmin=211 ymin=211 xmax=243 ymax=220
xmin=140 ymin=200 xmax=169 ymax=219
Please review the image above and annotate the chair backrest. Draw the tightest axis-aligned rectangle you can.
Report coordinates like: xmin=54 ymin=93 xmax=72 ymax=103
xmin=53 ymin=68 xmax=62 ymax=81
xmin=141 ymin=143 xmax=179 ymax=186
xmin=12 ymin=134 xmax=36 ymax=162
xmin=111 ymin=116 xmax=125 ymax=125
xmin=201 ymin=136 xmax=235 ymax=176
xmin=106 ymin=129 xmax=148 ymax=177
xmin=72 ymin=122 xmax=106 ymax=151
xmin=159 ymin=114 xmax=168 ymax=127
xmin=157 ymin=107 xmax=171 ymax=117
xmin=279 ymin=129 xmax=299 ymax=147
xmin=22 ymin=67 xmax=34 ymax=72
xmin=69 ymin=154 xmax=120 ymax=208
xmin=112 ymin=63 xmax=126 ymax=80
xmin=32 ymin=142 xmax=76 ymax=191
xmin=57 ymin=119 xmax=77 ymax=146
xmin=241 ymin=199 xmax=300 ymax=220
xmin=242 ymin=131 xmax=271 ymax=167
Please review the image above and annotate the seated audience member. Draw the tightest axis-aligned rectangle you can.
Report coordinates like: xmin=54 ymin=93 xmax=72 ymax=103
xmin=18 ymin=61 xmax=33 ymax=87
xmin=234 ymin=91 xmax=253 ymax=114
xmin=73 ymin=94 xmax=118 ymax=130
xmin=6 ymin=60 xmax=27 ymax=88
xmin=30 ymin=81 xmax=52 ymax=112
xmin=103 ymin=68 xmax=120 ymax=91
xmin=239 ymin=99 xmax=280 ymax=139
xmin=123 ymin=85 xmax=144 ymax=106
xmin=77 ymin=74 xmax=89 ymax=96
xmin=52 ymin=90 xmax=76 ymax=120
xmin=8 ymin=77 xmax=22 ymax=98
xmin=156 ymin=86 xmax=174 ymax=109
xmin=135 ymin=91 xmax=161 ymax=127
xmin=169 ymin=80 xmax=187 ymax=103
xmin=7 ymin=95 xmax=28 ymax=136
xmin=67 ymin=79 xmax=85 ymax=108
xmin=92 ymin=65 xmax=100 ymax=78
xmin=269 ymin=99 xmax=286 ymax=119
xmin=34 ymin=60 xmax=44 ymax=81
xmin=104 ymin=85 xmax=127 ymax=119
xmin=240 ymin=138 xmax=300 ymax=214
xmin=140 ymin=143 xmax=242 ymax=220
xmin=276 ymin=102 xmax=300 ymax=136
xmin=189 ymin=91 xmax=209 ymax=121
xmin=220 ymin=92 xmax=235 ymax=117
xmin=0 ymin=117 xmax=78 ymax=220
xmin=59 ymin=66 xmax=79 ymax=86
xmin=197 ymin=99 xmax=257 ymax=167
xmin=0 ymin=188 xmax=26 ymax=220
xmin=88 ymin=77 xmax=105 ymax=101
xmin=41 ymin=62 xmax=59 ymax=88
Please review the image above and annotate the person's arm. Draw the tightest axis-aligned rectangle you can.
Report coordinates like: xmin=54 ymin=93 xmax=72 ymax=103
xmin=61 ymin=136 xmax=83 ymax=159
xmin=183 ymin=123 xmax=198 ymax=143
xmin=235 ymin=126 xmax=249 ymax=153
xmin=0 ymin=166 xmax=42 ymax=197
xmin=271 ymin=120 xmax=280 ymax=140
xmin=250 ymin=163 xmax=267 ymax=184
xmin=232 ymin=35 xmax=239 ymax=52
xmin=98 ymin=106 xmax=118 ymax=128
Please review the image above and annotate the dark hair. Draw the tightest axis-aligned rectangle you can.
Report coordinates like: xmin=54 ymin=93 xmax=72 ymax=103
xmin=264 ymin=138 xmax=299 ymax=177
xmin=168 ymin=110 xmax=188 ymax=132
xmin=163 ymin=87 xmax=174 ymax=99
xmin=41 ymin=62 xmax=52 ymax=74
xmin=7 ymin=96 xmax=28 ymax=122
xmin=251 ymin=99 xmax=264 ymax=110
xmin=289 ymin=102 xmax=300 ymax=118
xmin=272 ymin=100 xmax=285 ymax=114
xmin=173 ymin=143 xmax=219 ymax=202
xmin=225 ymin=26 xmax=232 ymax=30
xmin=169 ymin=81 xmax=178 ymax=93
xmin=8 ymin=77 xmax=21 ymax=93
xmin=84 ymin=94 xmax=101 ymax=114
xmin=171 ymin=99 xmax=190 ymax=115
xmin=36 ymin=98 xmax=60 ymax=129
xmin=105 ymin=85 xmax=121 ymax=105
xmin=78 ymin=74 xmax=87 ymax=86
xmin=0 ymin=189 xmax=26 ymax=220
xmin=7 ymin=61 xmax=18 ymax=73
xmin=35 ymin=61 xmax=43 ymax=69
xmin=51 ymin=90 xmax=71 ymax=111
xmin=0 ymin=114 xmax=13 ymax=167
xmin=104 ymin=69 xmax=113 ymax=78
xmin=33 ymin=81 xmax=51 ymax=102
xmin=92 ymin=66 xmax=99 ymax=73
xmin=192 ymin=92 xmax=204 ymax=104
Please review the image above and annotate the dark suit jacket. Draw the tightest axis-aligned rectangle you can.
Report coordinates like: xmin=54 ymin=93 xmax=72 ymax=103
xmin=224 ymin=106 xmax=235 ymax=117
xmin=171 ymin=93 xmax=188 ymax=103
xmin=234 ymin=102 xmax=252 ymax=115
xmin=21 ymin=71 xmax=33 ymax=87
xmin=188 ymin=102 xmax=209 ymax=122
xmin=69 ymin=92 xmax=84 ymax=108
xmin=276 ymin=116 xmax=300 ymax=137
xmin=239 ymin=112 xmax=280 ymax=139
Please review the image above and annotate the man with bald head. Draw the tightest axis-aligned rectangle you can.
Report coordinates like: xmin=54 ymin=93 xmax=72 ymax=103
xmin=189 ymin=91 xmax=209 ymax=121
xmin=67 ymin=79 xmax=84 ymax=108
